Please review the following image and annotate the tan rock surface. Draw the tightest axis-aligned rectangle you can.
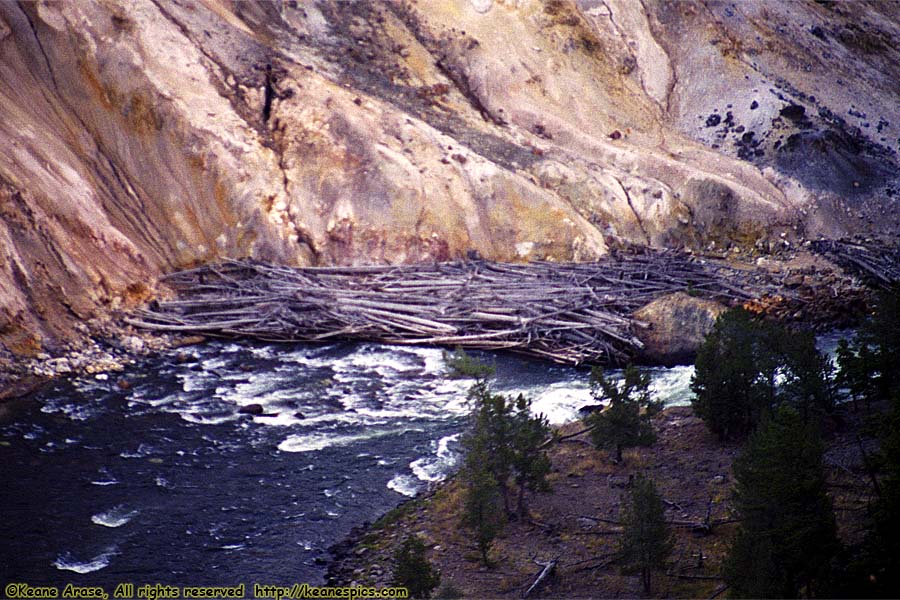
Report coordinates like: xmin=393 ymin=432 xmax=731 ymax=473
xmin=1 ymin=0 xmax=898 ymax=355
xmin=633 ymin=291 xmax=727 ymax=366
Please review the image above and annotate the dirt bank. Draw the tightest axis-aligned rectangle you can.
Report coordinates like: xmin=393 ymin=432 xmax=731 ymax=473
xmin=327 ymin=405 xmax=875 ymax=598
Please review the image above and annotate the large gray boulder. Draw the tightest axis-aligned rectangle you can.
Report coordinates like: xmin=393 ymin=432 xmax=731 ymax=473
xmin=633 ymin=292 xmax=727 ymax=366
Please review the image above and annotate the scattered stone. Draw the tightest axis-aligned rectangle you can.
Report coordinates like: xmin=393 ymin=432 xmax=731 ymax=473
xmin=470 ymin=0 xmax=492 ymax=14
xmin=46 ymin=358 xmax=72 ymax=374
xmin=176 ymin=352 xmax=197 ymax=364
xmin=123 ymin=335 xmax=145 ymax=353
xmin=779 ymin=103 xmax=806 ymax=120
xmin=810 ymin=26 xmax=827 ymax=40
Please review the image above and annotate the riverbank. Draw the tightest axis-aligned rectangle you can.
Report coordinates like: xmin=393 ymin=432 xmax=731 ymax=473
xmin=327 ymin=404 xmax=875 ymax=598
xmin=0 ymin=312 xmax=204 ymax=402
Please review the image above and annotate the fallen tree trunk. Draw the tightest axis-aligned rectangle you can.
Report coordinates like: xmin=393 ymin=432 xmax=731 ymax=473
xmin=523 ymin=558 xmax=558 ymax=598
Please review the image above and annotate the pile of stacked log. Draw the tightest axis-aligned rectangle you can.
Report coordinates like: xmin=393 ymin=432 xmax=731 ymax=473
xmin=128 ymin=248 xmax=806 ymax=365
xmin=810 ymin=238 xmax=900 ymax=288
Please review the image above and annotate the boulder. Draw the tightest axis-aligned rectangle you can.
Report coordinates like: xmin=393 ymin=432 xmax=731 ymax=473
xmin=577 ymin=404 xmax=605 ymax=417
xmin=238 ymin=403 xmax=265 ymax=415
xmin=633 ymin=292 xmax=727 ymax=366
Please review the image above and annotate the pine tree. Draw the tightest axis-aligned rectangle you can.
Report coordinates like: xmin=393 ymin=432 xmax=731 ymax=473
xmin=617 ymin=475 xmax=674 ymax=595
xmin=837 ymin=284 xmax=900 ymax=406
xmin=827 ymin=287 xmax=900 ymax=596
xmin=835 ymin=337 xmax=880 ymax=407
xmin=841 ymin=388 xmax=900 ymax=597
xmin=461 ymin=433 xmax=506 ymax=566
xmin=464 ymin=381 xmax=551 ymax=518
xmin=588 ymin=365 xmax=661 ymax=462
xmin=870 ymin=401 xmax=900 ymax=594
xmin=692 ymin=309 xmax=834 ymax=441
xmin=691 ymin=309 xmax=778 ymax=441
xmin=465 ymin=380 xmax=516 ymax=513
xmin=392 ymin=535 xmax=441 ymax=599
xmin=724 ymin=406 xmax=839 ymax=598
xmin=509 ymin=393 xmax=551 ymax=519
xmin=460 ymin=380 xmax=552 ymax=563
xmin=775 ymin=328 xmax=835 ymax=423
xmin=864 ymin=288 xmax=900 ymax=594
xmin=442 ymin=346 xmax=496 ymax=380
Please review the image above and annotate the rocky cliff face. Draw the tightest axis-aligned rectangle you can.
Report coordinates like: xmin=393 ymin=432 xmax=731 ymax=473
xmin=1 ymin=0 xmax=898 ymax=356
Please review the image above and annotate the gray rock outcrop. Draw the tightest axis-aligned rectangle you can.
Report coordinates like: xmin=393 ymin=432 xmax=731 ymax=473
xmin=633 ymin=292 xmax=727 ymax=366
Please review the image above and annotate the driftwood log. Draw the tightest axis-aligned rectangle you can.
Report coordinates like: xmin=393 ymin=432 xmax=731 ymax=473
xmin=127 ymin=241 xmax=898 ymax=365
xmin=523 ymin=558 xmax=558 ymax=598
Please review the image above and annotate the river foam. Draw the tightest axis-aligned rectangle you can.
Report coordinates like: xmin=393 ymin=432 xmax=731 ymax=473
xmin=277 ymin=426 xmax=424 ymax=453
xmin=410 ymin=433 xmax=461 ymax=482
xmin=89 ymin=469 xmax=119 ymax=486
xmin=387 ymin=474 xmax=420 ymax=497
xmin=52 ymin=548 xmax=116 ymax=574
xmin=91 ymin=506 xmax=138 ymax=528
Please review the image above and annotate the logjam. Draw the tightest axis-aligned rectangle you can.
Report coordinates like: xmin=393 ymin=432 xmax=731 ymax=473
xmin=810 ymin=238 xmax=900 ymax=288
xmin=127 ymin=241 xmax=897 ymax=365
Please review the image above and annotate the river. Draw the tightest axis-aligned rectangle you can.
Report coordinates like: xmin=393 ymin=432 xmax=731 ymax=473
xmin=0 ymin=338 xmax=752 ymax=588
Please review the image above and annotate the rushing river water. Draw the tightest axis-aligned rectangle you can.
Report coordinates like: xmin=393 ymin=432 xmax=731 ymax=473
xmin=0 ymin=339 xmax=741 ymax=588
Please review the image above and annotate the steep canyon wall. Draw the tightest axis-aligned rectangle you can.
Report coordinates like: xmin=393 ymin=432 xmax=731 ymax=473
xmin=1 ymin=0 xmax=898 ymax=356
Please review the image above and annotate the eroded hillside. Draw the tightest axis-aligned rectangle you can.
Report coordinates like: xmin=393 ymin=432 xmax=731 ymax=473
xmin=1 ymin=0 xmax=898 ymax=356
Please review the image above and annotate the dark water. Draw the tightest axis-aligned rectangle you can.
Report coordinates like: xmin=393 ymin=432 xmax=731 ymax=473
xmin=0 ymin=341 xmax=697 ymax=589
